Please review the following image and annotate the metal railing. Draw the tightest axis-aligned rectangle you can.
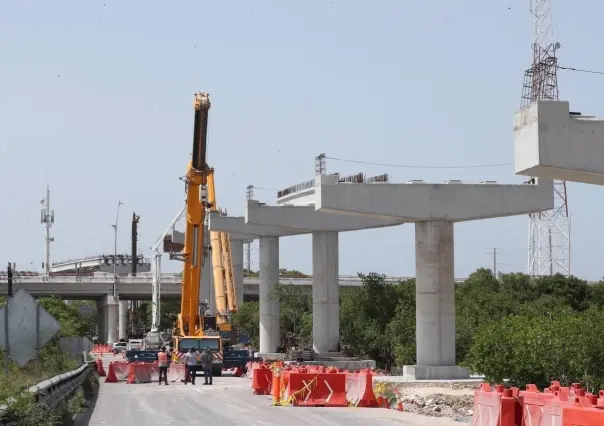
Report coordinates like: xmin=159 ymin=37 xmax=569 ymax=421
xmin=0 ymin=361 xmax=93 ymax=420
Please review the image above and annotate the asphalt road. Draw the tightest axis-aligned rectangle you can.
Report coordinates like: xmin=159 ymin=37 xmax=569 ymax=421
xmin=87 ymin=354 xmax=462 ymax=426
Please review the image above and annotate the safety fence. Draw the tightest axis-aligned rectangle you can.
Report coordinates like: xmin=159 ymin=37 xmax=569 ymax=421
xmin=91 ymin=344 xmax=112 ymax=354
xmin=471 ymin=381 xmax=604 ymax=426
xmin=247 ymin=361 xmax=400 ymax=409
xmin=0 ymin=362 xmax=93 ymax=421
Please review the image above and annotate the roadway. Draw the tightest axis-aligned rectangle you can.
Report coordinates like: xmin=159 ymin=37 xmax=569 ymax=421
xmin=88 ymin=354 xmax=461 ymax=425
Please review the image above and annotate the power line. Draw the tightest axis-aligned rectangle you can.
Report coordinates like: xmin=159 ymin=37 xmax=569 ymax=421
xmin=558 ymin=64 xmax=604 ymax=76
xmin=324 ymin=156 xmax=513 ymax=169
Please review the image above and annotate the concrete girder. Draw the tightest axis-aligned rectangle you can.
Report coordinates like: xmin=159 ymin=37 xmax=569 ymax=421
xmin=514 ymin=100 xmax=604 ymax=185
xmin=245 ymin=200 xmax=405 ymax=231
xmin=314 ymin=179 xmax=553 ymax=222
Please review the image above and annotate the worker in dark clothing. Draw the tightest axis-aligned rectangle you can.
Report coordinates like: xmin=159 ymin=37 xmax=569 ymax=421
xmin=201 ymin=349 xmax=214 ymax=385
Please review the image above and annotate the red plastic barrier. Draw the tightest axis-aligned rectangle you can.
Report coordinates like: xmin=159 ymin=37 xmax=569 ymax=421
xmin=105 ymin=362 xmax=131 ymax=383
xmin=284 ymin=372 xmax=347 ymax=407
xmin=251 ymin=366 xmax=273 ymax=395
xmin=563 ymin=406 xmax=604 ymax=425
xmin=127 ymin=363 xmax=153 ymax=384
xmin=345 ymin=372 xmax=378 ymax=407
xmin=95 ymin=357 xmax=106 ymax=377
xmin=167 ymin=364 xmax=186 ymax=382
xmin=518 ymin=383 xmax=597 ymax=426
xmin=471 ymin=384 xmax=515 ymax=426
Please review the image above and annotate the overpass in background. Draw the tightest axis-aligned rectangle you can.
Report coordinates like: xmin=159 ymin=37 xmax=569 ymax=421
xmin=0 ymin=272 xmax=464 ymax=300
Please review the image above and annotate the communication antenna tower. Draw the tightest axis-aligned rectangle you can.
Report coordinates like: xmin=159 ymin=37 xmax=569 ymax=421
xmin=522 ymin=0 xmax=571 ymax=276
xmin=40 ymin=185 xmax=55 ymax=278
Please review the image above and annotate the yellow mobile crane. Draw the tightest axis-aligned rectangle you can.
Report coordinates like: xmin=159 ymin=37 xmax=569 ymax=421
xmin=172 ymin=91 xmax=225 ymax=373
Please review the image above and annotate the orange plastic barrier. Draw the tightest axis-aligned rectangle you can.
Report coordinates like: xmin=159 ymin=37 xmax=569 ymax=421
xmin=167 ymin=364 xmax=186 ymax=382
xmin=563 ymin=406 xmax=604 ymax=425
xmin=95 ymin=357 xmax=106 ymax=377
xmin=251 ymin=366 xmax=273 ymax=395
xmin=105 ymin=362 xmax=131 ymax=383
xmin=471 ymin=384 xmax=516 ymax=426
xmin=283 ymin=372 xmax=347 ymax=407
xmin=345 ymin=372 xmax=378 ymax=407
xmin=127 ymin=363 xmax=153 ymax=384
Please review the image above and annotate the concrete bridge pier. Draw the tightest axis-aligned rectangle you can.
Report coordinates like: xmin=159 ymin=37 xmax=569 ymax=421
xmin=315 ymin=174 xmax=554 ymax=379
xmin=98 ymin=295 xmax=118 ymax=345
xmin=118 ymin=300 xmax=128 ymax=340
xmin=259 ymin=236 xmax=280 ymax=354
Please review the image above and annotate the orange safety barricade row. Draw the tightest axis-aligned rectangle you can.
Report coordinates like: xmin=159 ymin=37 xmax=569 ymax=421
xmin=91 ymin=344 xmax=112 ymax=354
xmin=282 ymin=372 xmax=348 ymax=407
xmin=471 ymin=382 xmax=604 ymax=426
xmin=105 ymin=362 xmax=131 ymax=383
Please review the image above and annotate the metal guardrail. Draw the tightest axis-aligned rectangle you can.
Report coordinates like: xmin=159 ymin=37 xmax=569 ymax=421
xmin=0 ymin=361 xmax=92 ymax=419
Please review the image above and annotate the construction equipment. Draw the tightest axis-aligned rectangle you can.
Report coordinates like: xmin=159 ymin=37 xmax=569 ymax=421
xmin=170 ymin=91 xmax=224 ymax=375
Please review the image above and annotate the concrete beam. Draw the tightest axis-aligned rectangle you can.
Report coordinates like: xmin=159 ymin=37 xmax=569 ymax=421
xmin=514 ymin=100 xmax=604 ymax=185
xmin=315 ymin=179 xmax=553 ymax=222
xmin=245 ymin=200 xmax=404 ymax=231
xmin=208 ymin=212 xmax=306 ymax=237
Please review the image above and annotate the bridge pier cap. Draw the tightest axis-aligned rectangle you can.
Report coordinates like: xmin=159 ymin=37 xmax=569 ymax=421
xmin=245 ymin=199 xmax=405 ymax=231
xmin=514 ymin=100 xmax=604 ymax=185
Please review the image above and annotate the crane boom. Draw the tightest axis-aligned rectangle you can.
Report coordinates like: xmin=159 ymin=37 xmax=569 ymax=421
xmin=177 ymin=91 xmax=212 ymax=338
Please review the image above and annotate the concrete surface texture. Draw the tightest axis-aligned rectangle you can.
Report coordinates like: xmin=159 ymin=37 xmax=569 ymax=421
xmin=89 ymin=354 xmax=461 ymax=426
xmin=515 ymin=100 xmax=604 ymax=185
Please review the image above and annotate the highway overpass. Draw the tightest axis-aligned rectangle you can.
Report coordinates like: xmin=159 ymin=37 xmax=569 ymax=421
xmin=0 ymin=272 xmax=438 ymax=300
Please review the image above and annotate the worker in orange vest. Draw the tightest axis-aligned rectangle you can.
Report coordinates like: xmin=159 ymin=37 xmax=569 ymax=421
xmin=157 ymin=347 xmax=169 ymax=385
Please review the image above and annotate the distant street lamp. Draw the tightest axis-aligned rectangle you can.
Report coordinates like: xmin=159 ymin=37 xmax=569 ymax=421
xmin=111 ymin=201 xmax=123 ymax=297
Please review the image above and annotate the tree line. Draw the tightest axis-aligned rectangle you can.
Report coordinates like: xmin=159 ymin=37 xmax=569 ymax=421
xmin=232 ymin=269 xmax=604 ymax=391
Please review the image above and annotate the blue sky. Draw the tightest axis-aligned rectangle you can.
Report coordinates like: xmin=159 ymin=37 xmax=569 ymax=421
xmin=1 ymin=0 xmax=603 ymax=279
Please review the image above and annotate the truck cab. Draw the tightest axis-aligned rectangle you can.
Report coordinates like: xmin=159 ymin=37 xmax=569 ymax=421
xmin=172 ymin=335 xmax=223 ymax=376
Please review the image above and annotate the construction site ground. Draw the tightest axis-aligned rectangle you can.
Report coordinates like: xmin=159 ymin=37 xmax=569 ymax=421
xmin=373 ymin=377 xmax=479 ymax=423
xmin=87 ymin=354 xmax=469 ymax=425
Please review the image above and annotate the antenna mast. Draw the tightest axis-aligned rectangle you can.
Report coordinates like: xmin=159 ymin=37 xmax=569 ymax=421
xmin=40 ymin=185 xmax=55 ymax=278
xmin=522 ymin=0 xmax=571 ymax=277
xmin=244 ymin=185 xmax=254 ymax=276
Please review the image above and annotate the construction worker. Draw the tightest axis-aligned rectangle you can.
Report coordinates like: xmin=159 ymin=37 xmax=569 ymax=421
xmin=184 ymin=347 xmax=199 ymax=385
xmin=201 ymin=349 xmax=214 ymax=385
xmin=157 ymin=347 xmax=169 ymax=385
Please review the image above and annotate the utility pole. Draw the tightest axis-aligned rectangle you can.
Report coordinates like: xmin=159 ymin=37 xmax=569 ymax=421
xmin=245 ymin=185 xmax=253 ymax=276
xmin=492 ymin=248 xmax=497 ymax=277
xmin=315 ymin=153 xmax=327 ymax=176
xmin=7 ymin=262 xmax=13 ymax=298
xmin=130 ymin=212 xmax=140 ymax=336
xmin=40 ymin=185 xmax=55 ymax=278
xmin=4 ymin=262 xmax=12 ymax=376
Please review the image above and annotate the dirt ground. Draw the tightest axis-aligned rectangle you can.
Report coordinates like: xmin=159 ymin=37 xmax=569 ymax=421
xmin=376 ymin=380 xmax=480 ymax=423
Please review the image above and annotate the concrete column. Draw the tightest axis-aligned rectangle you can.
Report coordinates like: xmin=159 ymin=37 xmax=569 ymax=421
xmin=259 ymin=236 xmax=280 ymax=354
xmin=99 ymin=295 xmax=118 ymax=345
xmin=118 ymin=300 xmax=128 ymax=340
xmin=312 ymin=231 xmax=340 ymax=354
xmin=96 ymin=300 xmax=105 ymax=344
xmin=231 ymin=239 xmax=245 ymax=310
xmin=415 ymin=220 xmax=455 ymax=367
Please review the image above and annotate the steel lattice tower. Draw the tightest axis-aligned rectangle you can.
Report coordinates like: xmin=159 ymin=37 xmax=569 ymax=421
xmin=522 ymin=0 xmax=571 ymax=276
